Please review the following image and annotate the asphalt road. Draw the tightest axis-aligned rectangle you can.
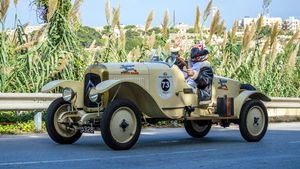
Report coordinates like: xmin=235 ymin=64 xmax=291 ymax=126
xmin=0 ymin=122 xmax=300 ymax=169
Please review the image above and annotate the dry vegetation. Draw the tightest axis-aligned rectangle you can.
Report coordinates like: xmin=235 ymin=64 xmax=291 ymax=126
xmin=0 ymin=0 xmax=299 ymax=97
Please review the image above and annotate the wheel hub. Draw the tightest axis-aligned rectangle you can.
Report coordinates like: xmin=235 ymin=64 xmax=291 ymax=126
xmin=253 ymin=117 xmax=260 ymax=126
xmin=110 ymin=107 xmax=137 ymax=143
xmin=191 ymin=121 xmax=208 ymax=132
xmin=54 ymin=104 xmax=77 ymax=138
xmin=120 ymin=119 xmax=129 ymax=131
xmin=246 ymin=106 xmax=265 ymax=136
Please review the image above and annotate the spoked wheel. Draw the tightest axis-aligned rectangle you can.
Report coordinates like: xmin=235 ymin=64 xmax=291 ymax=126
xmin=184 ymin=120 xmax=212 ymax=138
xmin=239 ymin=99 xmax=268 ymax=142
xmin=46 ymin=98 xmax=82 ymax=144
xmin=101 ymin=99 xmax=141 ymax=150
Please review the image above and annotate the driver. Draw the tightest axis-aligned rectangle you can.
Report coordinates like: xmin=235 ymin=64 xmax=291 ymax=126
xmin=175 ymin=42 xmax=213 ymax=102
xmin=170 ymin=47 xmax=185 ymax=70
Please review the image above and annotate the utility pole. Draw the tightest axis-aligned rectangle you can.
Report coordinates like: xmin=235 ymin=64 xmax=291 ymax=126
xmin=262 ymin=0 xmax=272 ymax=17
xmin=173 ymin=10 xmax=176 ymax=27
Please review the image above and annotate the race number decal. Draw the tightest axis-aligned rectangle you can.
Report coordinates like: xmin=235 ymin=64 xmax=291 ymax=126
xmin=157 ymin=72 xmax=174 ymax=99
xmin=161 ymin=79 xmax=170 ymax=91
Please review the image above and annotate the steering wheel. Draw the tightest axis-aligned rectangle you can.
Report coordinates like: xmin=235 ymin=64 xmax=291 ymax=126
xmin=164 ymin=54 xmax=189 ymax=69
xmin=164 ymin=54 xmax=176 ymax=66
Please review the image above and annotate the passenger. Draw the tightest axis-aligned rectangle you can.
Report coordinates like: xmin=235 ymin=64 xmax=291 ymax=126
xmin=180 ymin=42 xmax=214 ymax=102
xmin=187 ymin=42 xmax=213 ymax=101
xmin=170 ymin=42 xmax=213 ymax=101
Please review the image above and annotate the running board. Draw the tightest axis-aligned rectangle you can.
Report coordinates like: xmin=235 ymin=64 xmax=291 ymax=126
xmin=182 ymin=116 xmax=238 ymax=121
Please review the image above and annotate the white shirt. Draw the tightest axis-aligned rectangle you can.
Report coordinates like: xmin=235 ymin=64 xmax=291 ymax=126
xmin=184 ymin=60 xmax=211 ymax=88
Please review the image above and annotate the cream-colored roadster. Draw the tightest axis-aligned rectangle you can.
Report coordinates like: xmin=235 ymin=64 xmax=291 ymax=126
xmin=42 ymin=55 xmax=271 ymax=150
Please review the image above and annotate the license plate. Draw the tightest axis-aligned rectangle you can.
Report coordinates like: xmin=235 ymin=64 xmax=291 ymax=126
xmin=80 ymin=126 xmax=94 ymax=133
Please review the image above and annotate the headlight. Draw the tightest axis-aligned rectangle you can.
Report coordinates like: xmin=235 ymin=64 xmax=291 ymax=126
xmin=62 ymin=88 xmax=75 ymax=102
xmin=89 ymin=93 xmax=101 ymax=103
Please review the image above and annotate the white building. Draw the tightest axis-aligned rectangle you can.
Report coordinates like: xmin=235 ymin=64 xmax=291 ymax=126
xmin=135 ymin=24 xmax=145 ymax=31
xmin=94 ymin=26 xmax=104 ymax=32
xmin=238 ymin=16 xmax=300 ymax=33
xmin=284 ymin=17 xmax=300 ymax=33
xmin=239 ymin=16 xmax=283 ymax=29
xmin=263 ymin=17 xmax=282 ymax=27
xmin=6 ymin=24 xmax=45 ymax=36
xmin=174 ymin=23 xmax=192 ymax=33
xmin=24 ymin=24 xmax=45 ymax=34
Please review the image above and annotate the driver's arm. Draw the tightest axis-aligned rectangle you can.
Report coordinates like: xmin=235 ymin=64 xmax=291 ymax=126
xmin=187 ymin=69 xmax=199 ymax=79
xmin=175 ymin=56 xmax=187 ymax=70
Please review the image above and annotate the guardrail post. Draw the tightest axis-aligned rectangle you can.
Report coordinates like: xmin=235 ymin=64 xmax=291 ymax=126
xmin=34 ymin=112 xmax=42 ymax=131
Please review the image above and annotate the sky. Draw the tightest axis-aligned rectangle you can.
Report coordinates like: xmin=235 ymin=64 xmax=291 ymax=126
xmin=4 ymin=0 xmax=300 ymax=29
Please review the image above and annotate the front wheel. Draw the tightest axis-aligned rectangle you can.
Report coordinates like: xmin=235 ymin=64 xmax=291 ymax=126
xmin=101 ymin=99 xmax=141 ymax=150
xmin=184 ymin=120 xmax=211 ymax=138
xmin=239 ymin=99 xmax=268 ymax=142
xmin=46 ymin=98 xmax=82 ymax=144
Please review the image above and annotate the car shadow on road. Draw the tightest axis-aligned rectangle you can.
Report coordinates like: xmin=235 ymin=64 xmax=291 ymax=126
xmin=55 ymin=130 xmax=245 ymax=151
xmin=41 ymin=129 xmax=300 ymax=152
xmin=135 ymin=135 xmax=243 ymax=150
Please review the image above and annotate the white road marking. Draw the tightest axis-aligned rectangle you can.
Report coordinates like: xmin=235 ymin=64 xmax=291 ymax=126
xmin=0 ymin=149 xmax=216 ymax=166
xmin=28 ymin=135 xmax=43 ymax=138
xmin=0 ymin=135 xmax=48 ymax=140
xmin=141 ymin=132 xmax=157 ymax=135
xmin=288 ymin=141 xmax=300 ymax=144
xmin=202 ymin=149 xmax=216 ymax=152
xmin=160 ymin=140 xmax=179 ymax=143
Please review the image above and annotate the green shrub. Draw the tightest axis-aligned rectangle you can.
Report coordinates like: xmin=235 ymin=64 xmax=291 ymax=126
xmin=0 ymin=112 xmax=46 ymax=123
xmin=0 ymin=121 xmax=46 ymax=134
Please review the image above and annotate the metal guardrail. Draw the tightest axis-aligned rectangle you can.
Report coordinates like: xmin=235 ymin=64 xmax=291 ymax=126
xmin=0 ymin=93 xmax=299 ymax=130
xmin=0 ymin=93 xmax=61 ymax=111
xmin=265 ymin=97 xmax=300 ymax=119
xmin=0 ymin=93 xmax=61 ymax=130
xmin=265 ymin=97 xmax=300 ymax=109
xmin=1 ymin=93 xmax=299 ymax=111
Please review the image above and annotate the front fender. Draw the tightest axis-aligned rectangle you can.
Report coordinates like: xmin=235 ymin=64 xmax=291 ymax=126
xmin=93 ymin=79 xmax=123 ymax=94
xmin=41 ymin=80 xmax=84 ymax=108
xmin=234 ymin=90 xmax=271 ymax=117
xmin=92 ymin=79 xmax=168 ymax=118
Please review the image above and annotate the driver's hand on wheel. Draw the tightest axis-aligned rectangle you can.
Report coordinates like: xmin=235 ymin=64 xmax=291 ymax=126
xmin=187 ymin=69 xmax=194 ymax=76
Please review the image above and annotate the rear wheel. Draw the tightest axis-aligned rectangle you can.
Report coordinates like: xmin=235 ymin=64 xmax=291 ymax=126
xmin=101 ymin=99 xmax=141 ymax=150
xmin=46 ymin=98 xmax=82 ymax=144
xmin=239 ymin=99 xmax=268 ymax=142
xmin=184 ymin=120 xmax=211 ymax=138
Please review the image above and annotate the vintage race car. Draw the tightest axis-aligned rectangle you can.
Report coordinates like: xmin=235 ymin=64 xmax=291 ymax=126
xmin=42 ymin=55 xmax=271 ymax=150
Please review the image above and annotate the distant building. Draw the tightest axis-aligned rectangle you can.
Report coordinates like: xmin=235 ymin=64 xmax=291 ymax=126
xmin=174 ymin=23 xmax=192 ymax=33
xmin=6 ymin=24 xmax=45 ymax=35
xmin=135 ymin=24 xmax=145 ymax=31
xmin=263 ymin=17 xmax=282 ymax=27
xmin=239 ymin=16 xmax=283 ymax=29
xmin=94 ymin=26 xmax=104 ymax=32
xmin=283 ymin=17 xmax=300 ymax=33
xmin=24 ymin=24 xmax=45 ymax=34
xmin=238 ymin=15 xmax=300 ymax=33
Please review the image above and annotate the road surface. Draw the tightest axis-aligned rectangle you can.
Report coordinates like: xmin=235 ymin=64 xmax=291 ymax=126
xmin=0 ymin=122 xmax=300 ymax=169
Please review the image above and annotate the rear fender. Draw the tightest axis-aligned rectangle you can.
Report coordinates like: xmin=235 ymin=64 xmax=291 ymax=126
xmin=41 ymin=80 xmax=83 ymax=108
xmin=234 ymin=90 xmax=271 ymax=117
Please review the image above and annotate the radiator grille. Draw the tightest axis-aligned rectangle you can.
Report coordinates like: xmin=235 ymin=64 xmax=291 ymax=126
xmin=84 ymin=73 xmax=101 ymax=108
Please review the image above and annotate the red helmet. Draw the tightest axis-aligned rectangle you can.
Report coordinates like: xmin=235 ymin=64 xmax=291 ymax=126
xmin=190 ymin=42 xmax=209 ymax=61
